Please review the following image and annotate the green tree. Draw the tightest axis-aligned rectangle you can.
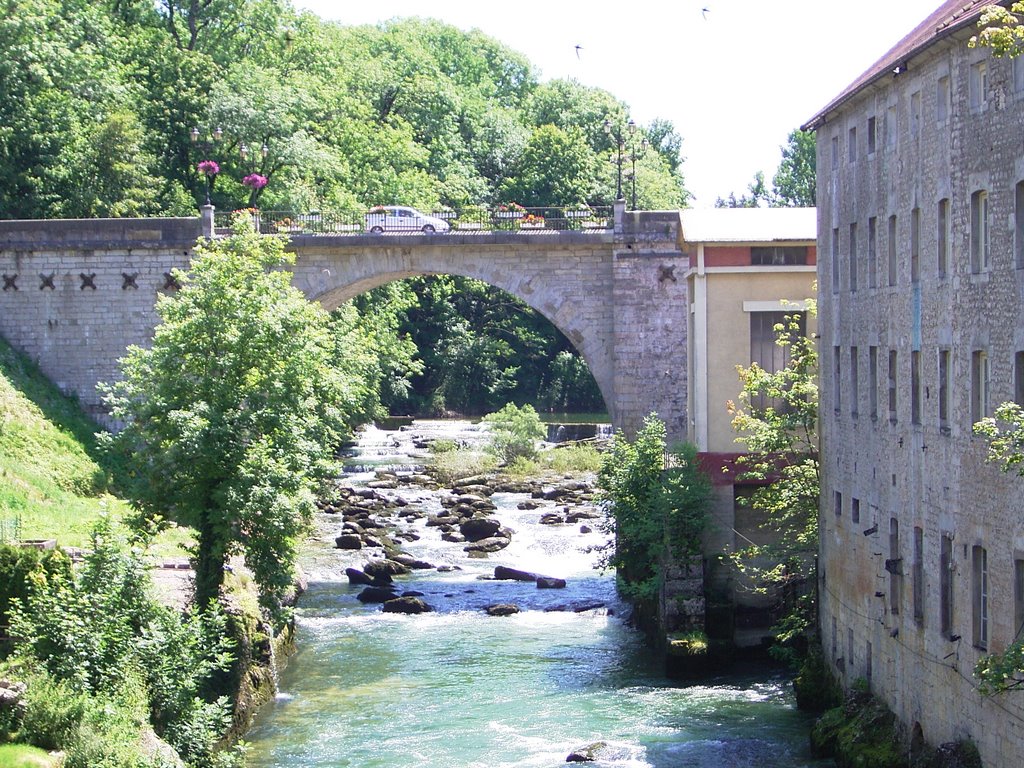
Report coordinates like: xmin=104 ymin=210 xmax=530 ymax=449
xmin=728 ymin=301 xmax=819 ymax=646
xmin=970 ymin=1 xmax=1024 ymax=57
xmin=101 ymin=222 xmax=350 ymax=613
xmin=716 ymin=171 xmax=771 ymax=208
xmin=598 ymin=415 xmax=710 ymax=603
xmin=499 ymin=124 xmax=598 ymax=207
xmin=481 ymin=402 xmax=546 ymax=463
xmin=716 ymin=128 xmax=816 ymax=209
xmin=772 ymin=129 xmax=816 ymax=207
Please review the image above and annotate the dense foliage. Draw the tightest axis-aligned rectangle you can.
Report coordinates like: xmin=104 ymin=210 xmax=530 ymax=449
xmin=598 ymin=415 xmax=711 ymax=603
xmin=101 ymin=222 xmax=355 ymax=613
xmin=0 ymin=1 xmax=688 ymax=218
xmin=481 ymin=402 xmax=546 ymax=463
xmin=970 ymin=1 xmax=1024 ymax=57
xmin=728 ymin=302 xmax=819 ymax=649
xmin=353 ymin=276 xmax=607 ymax=416
xmin=3 ymin=518 xmax=240 ymax=767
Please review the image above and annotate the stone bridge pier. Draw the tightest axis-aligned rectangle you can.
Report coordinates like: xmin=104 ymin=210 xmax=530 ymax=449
xmin=0 ymin=211 xmax=689 ymax=440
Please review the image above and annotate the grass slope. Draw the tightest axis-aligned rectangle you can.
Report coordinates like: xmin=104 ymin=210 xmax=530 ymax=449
xmin=0 ymin=336 xmax=186 ymax=555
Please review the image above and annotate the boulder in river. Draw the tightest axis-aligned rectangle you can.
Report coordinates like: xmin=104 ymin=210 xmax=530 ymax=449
xmin=335 ymin=534 xmax=362 ymax=550
xmin=356 ymin=586 xmax=399 ymax=603
xmin=536 ymin=577 xmax=567 ymax=589
xmin=485 ymin=603 xmax=520 ymax=617
xmin=493 ymin=565 xmax=539 ymax=582
xmin=464 ymin=536 xmax=511 ymax=554
xmin=382 ymin=596 xmax=433 ymax=614
xmin=391 ymin=554 xmax=436 ymax=570
xmin=364 ymin=559 xmax=411 ymax=578
xmin=459 ymin=517 xmax=502 ymax=542
xmin=345 ymin=568 xmax=374 ymax=586
xmin=566 ymin=742 xmax=610 ymax=762
xmin=539 ymin=512 xmax=564 ymax=525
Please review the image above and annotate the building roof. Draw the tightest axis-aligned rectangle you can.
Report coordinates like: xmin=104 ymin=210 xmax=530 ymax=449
xmin=679 ymin=206 xmax=817 ymax=244
xmin=803 ymin=0 xmax=998 ymax=129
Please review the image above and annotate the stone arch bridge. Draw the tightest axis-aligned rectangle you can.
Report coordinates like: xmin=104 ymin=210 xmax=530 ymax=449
xmin=0 ymin=212 xmax=688 ymax=439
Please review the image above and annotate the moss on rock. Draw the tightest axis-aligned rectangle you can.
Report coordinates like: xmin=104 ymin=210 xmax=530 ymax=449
xmin=810 ymin=691 xmax=907 ymax=768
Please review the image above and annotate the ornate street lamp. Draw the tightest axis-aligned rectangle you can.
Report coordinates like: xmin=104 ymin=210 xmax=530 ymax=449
xmin=603 ymin=118 xmax=631 ymax=202
xmin=190 ymin=126 xmax=224 ymax=206
xmin=604 ymin=118 xmax=647 ymax=209
xmin=190 ymin=127 xmax=271 ymax=208
xmin=627 ymin=136 xmax=648 ymax=211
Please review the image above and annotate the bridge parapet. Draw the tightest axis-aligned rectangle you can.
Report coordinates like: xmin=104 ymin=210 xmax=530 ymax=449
xmin=0 ymin=218 xmax=201 ymax=250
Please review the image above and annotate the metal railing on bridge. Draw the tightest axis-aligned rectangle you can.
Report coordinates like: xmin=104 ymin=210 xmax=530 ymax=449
xmin=213 ymin=205 xmax=613 ymax=236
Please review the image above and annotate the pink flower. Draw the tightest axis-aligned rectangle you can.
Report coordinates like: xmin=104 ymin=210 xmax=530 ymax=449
xmin=242 ymin=173 xmax=268 ymax=190
xmin=197 ymin=160 xmax=220 ymax=176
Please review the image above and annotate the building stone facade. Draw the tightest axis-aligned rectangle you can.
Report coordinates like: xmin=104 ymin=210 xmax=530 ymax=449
xmin=806 ymin=1 xmax=1024 ymax=763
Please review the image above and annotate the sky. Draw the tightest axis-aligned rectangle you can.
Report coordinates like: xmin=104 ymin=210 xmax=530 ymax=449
xmin=295 ymin=0 xmax=945 ymax=207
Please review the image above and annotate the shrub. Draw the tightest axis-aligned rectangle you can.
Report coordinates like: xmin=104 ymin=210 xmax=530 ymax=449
xmin=0 ymin=545 xmax=71 ymax=643
xmin=481 ymin=403 xmax=545 ymax=464
xmin=597 ymin=415 xmax=710 ymax=603
xmin=18 ymin=674 xmax=89 ymax=751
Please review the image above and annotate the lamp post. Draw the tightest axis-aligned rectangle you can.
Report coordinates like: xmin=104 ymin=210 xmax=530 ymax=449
xmin=603 ymin=118 xmax=631 ymax=202
xmin=604 ymin=118 xmax=647 ymax=209
xmin=190 ymin=126 xmax=224 ymax=206
xmin=190 ymin=127 xmax=271 ymax=207
xmin=627 ymin=136 xmax=648 ymax=211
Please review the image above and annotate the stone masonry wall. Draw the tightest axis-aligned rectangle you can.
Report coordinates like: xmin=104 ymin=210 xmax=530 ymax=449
xmin=0 ymin=218 xmax=199 ymax=417
xmin=817 ymin=24 xmax=1024 ymax=766
xmin=612 ymin=211 xmax=690 ymax=443
xmin=0 ymin=218 xmax=689 ymax=440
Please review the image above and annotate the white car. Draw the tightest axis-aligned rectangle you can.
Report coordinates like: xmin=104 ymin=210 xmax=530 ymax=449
xmin=365 ymin=206 xmax=450 ymax=234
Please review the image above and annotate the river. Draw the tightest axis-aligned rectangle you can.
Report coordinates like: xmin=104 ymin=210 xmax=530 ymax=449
xmin=244 ymin=420 xmax=827 ymax=768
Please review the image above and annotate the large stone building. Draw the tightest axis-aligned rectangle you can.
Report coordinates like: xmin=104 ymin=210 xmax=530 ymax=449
xmin=805 ymin=1 xmax=1024 ymax=762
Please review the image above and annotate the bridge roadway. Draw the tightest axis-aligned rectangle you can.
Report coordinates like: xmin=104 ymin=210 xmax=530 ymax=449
xmin=0 ymin=210 xmax=688 ymax=440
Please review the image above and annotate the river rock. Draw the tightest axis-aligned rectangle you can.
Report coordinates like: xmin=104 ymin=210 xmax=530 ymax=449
xmin=335 ymin=534 xmax=362 ymax=550
xmin=493 ymin=480 xmax=532 ymax=493
xmin=579 ymin=525 xmax=593 ymax=534
xmin=441 ymin=531 xmax=466 ymax=543
xmin=536 ymin=577 xmax=567 ymax=589
xmin=367 ymin=479 xmax=398 ymax=489
xmin=453 ymin=483 xmax=493 ymax=497
xmin=391 ymin=554 xmax=435 ymax=570
xmin=464 ymin=536 xmax=511 ymax=554
xmin=460 ymin=517 xmax=502 ymax=542
xmin=382 ymin=596 xmax=432 ymax=614
xmin=364 ymin=559 xmax=412 ymax=578
xmin=517 ymin=500 xmax=541 ymax=510
xmin=494 ymin=565 xmax=539 ymax=582
xmin=345 ymin=567 xmax=374 ymax=585
xmin=565 ymin=508 xmax=600 ymax=522
xmin=485 ymin=603 xmax=520 ymax=616
xmin=452 ymin=503 xmax=476 ymax=519
xmin=356 ymin=586 xmax=399 ymax=603
xmin=566 ymin=742 xmax=609 ymax=762
xmin=539 ymin=512 xmax=564 ymax=525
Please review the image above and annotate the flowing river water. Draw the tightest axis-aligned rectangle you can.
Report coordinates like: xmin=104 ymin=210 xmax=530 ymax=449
xmin=244 ymin=420 xmax=827 ymax=768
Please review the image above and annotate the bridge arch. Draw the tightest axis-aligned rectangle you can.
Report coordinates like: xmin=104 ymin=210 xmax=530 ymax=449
xmin=292 ymin=243 xmax=616 ymax=419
